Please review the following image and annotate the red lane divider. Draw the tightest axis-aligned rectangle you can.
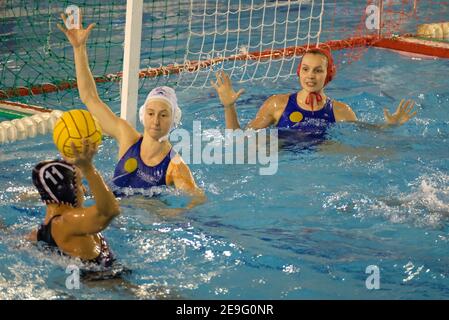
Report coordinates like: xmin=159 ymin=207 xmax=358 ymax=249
xmin=373 ymin=36 xmax=449 ymax=58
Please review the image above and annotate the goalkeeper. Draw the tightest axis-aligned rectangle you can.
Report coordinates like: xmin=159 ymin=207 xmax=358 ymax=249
xmin=211 ymin=48 xmax=416 ymax=132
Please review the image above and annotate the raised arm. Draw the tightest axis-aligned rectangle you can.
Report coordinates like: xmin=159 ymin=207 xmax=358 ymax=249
xmin=211 ymin=70 xmax=279 ymax=130
xmin=62 ymin=140 xmax=120 ymax=236
xmin=211 ymin=71 xmax=245 ymax=129
xmin=57 ymin=12 xmax=138 ymax=144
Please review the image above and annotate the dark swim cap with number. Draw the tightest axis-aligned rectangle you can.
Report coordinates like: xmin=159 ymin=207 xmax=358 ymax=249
xmin=32 ymin=160 xmax=78 ymax=207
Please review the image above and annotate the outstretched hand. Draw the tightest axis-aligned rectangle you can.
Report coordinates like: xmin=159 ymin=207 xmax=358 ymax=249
xmin=57 ymin=10 xmax=95 ymax=48
xmin=67 ymin=139 xmax=98 ymax=170
xmin=384 ymin=99 xmax=417 ymax=125
xmin=210 ymin=70 xmax=245 ymax=108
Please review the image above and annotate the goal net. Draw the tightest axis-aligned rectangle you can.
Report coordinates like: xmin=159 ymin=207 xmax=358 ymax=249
xmin=0 ymin=0 xmax=447 ymax=110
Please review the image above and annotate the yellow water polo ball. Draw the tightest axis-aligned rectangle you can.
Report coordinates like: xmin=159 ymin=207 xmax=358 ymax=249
xmin=53 ymin=109 xmax=102 ymax=158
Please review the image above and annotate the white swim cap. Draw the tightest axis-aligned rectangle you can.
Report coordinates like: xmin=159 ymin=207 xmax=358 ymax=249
xmin=139 ymin=86 xmax=182 ymax=142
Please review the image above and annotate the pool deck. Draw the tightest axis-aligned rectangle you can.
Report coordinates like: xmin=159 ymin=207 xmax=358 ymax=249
xmin=373 ymin=35 xmax=449 ymax=58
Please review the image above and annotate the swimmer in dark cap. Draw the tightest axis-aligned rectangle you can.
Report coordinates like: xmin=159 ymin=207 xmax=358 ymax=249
xmin=27 ymin=139 xmax=120 ymax=269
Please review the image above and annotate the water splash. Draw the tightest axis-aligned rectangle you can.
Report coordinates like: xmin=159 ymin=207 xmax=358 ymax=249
xmin=324 ymin=172 xmax=449 ymax=228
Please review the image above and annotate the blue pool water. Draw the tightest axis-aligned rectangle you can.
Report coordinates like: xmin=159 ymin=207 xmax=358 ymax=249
xmin=2 ymin=0 xmax=449 ymax=299
xmin=2 ymin=47 xmax=449 ymax=299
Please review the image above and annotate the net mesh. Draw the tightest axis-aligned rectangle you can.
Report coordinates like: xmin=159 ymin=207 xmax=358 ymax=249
xmin=0 ymin=0 xmax=447 ymax=110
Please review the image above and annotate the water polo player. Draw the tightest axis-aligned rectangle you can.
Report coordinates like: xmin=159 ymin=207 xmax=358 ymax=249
xmin=211 ymin=48 xmax=417 ymax=131
xmin=57 ymin=12 xmax=205 ymax=207
xmin=27 ymin=140 xmax=121 ymax=272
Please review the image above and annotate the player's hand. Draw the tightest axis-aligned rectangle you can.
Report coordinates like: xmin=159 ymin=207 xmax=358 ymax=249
xmin=384 ymin=99 xmax=417 ymax=125
xmin=68 ymin=139 xmax=98 ymax=171
xmin=211 ymin=70 xmax=245 ymax=108
xmin=57 ymin=10 xmax=95 ymax=48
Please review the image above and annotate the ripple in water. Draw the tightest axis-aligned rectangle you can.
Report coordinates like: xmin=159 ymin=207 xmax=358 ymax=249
xmin=324 ymin=172 xmax=449 ymax=228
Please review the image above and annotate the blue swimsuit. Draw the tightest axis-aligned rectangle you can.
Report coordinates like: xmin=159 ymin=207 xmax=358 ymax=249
xmin=112 ymin=137 xmax=173 ymax=191
xmin=276 ymin=93 xmax=336 ymax=131
xmin=276 ymin=93 xmax=336 ymax=150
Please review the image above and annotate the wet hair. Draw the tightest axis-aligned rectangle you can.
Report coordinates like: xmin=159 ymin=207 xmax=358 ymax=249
xmin=32 ymin=160 xmax=78 ymax=207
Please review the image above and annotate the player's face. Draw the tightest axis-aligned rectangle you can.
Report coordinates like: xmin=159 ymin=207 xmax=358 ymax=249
xmin=143 ymin=100 xmax=173 ymax=140
xmin=299 ymin=53 xmax=328 ymax=93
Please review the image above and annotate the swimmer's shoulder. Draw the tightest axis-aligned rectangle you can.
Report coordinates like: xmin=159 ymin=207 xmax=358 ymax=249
xmin=264 ymin=93 xmax=290 ymax=107
xmin=261 ymin=93 xmax=291 ymax=119
xmin=117 ymin=133 xmax=142 ymax=160
xmin=332 ymin=100 xmax=357 ymax=122
xmin=116 ymin=118 xmax=142 ymax=158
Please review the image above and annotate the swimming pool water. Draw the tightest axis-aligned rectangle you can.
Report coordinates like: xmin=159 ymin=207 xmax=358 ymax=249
xmin=2 ymin=46 xmax=449 ymax=299
xmin=2 ymin=0 xmax=449 ymax=299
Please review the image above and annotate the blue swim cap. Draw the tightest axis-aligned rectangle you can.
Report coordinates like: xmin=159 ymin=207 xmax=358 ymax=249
xmin=32 ymin=160 xmax=78 ymax=207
